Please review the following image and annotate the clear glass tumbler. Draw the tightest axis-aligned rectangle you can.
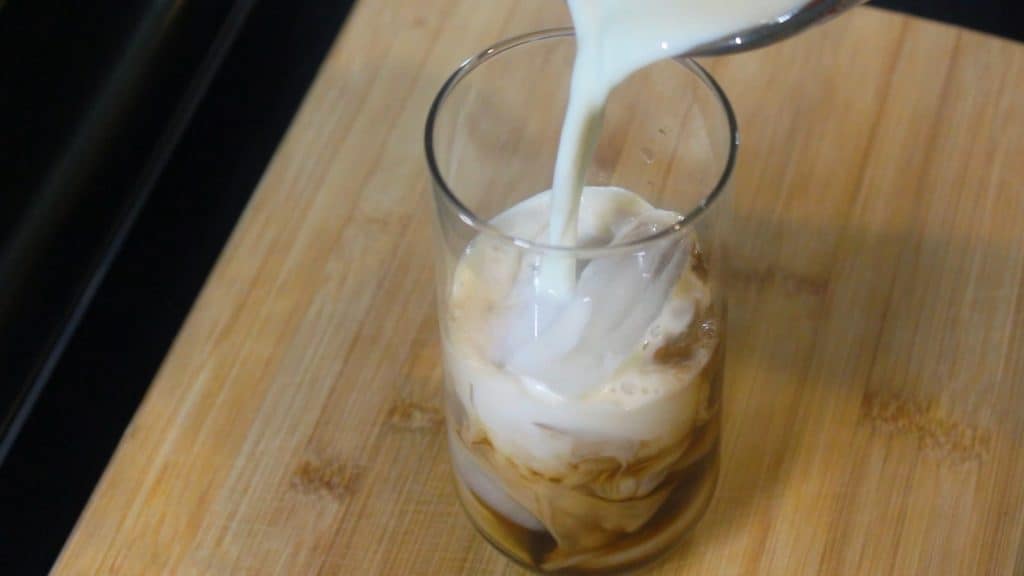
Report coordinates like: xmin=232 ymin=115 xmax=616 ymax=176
xmin=425 ymin=28 xmax=736 ymax=574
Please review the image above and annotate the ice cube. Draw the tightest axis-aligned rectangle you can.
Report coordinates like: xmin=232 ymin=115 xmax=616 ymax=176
xmin=506 ymin=209 xmax=691 ymax=397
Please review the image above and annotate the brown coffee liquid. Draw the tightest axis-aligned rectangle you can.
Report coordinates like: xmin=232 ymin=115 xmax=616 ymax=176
xmin=451 ymin=358 xmax=722 ymax=575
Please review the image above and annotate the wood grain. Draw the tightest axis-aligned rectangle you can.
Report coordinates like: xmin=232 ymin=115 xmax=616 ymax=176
xmin=54 ymin=2 xmax=1024 ymax=574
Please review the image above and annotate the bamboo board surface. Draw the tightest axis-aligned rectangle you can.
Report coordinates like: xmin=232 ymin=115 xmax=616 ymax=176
xmin=55 ymin=2 xmax=1024 ymax=574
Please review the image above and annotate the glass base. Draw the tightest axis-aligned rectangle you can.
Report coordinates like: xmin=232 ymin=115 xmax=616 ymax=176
xmin=451 ymin=426 xmax=720 ymax=575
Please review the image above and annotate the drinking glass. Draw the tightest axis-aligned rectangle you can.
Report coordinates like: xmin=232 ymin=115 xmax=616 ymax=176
xmin=425 ymin=28 xmax=737 ymax=574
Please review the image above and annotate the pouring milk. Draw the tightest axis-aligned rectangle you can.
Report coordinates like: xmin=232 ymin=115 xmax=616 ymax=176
xmin=541 ymin=0 xmax=808 ymax=297
xmin=443 ymin=0 xmax=811 ymax=571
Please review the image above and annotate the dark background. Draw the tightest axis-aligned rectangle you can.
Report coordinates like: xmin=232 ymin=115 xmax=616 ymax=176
xmin=0 ymin=0 xmax=1020 ymax=573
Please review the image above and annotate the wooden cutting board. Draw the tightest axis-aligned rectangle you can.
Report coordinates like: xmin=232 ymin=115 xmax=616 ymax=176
xmin=54 ymin=1 xmax=1024 ymax=574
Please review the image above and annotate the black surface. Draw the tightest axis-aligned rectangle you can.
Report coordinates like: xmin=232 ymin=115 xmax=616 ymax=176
xmin=0 ymin=0 xmax=355 ymax=572
xmin=0 ymin=0 xmax=245 ymax=461
xmin=874 ymin=0 xmax=1023 ymax=41
xmin=0 ymin=0 xmax=1019 ymax=574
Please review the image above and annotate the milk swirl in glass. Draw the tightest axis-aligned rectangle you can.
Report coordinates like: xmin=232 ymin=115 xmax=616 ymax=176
xmin=427 ymin=2 xmax=803 ymax=572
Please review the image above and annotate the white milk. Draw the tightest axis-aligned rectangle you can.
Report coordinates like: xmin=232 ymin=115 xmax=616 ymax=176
xmin=445 ymin=0 xmax=807 ymax=546
xmin=446 ymin=187 xmax=714 ymax=531
xmin=541 ymin=0 xmax=808 ymax=296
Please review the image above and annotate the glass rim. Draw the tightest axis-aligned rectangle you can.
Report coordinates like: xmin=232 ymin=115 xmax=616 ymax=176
xmin=424 ymin=27 xmax=739 ymax=257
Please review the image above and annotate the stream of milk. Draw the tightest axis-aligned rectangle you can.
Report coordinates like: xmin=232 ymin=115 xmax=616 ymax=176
xmin=539 ymin=0 xmax=808 ymax=297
